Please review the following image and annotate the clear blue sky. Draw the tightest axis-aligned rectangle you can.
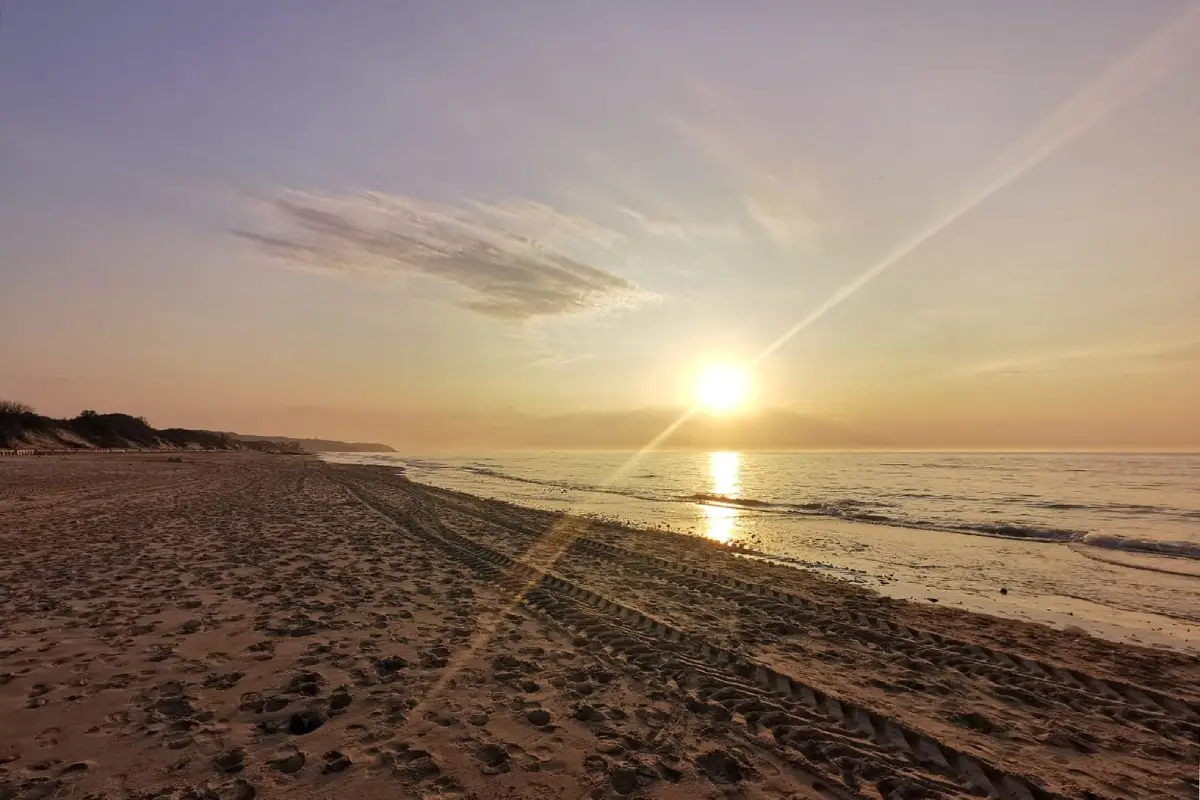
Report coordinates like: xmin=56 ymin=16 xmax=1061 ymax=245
xmin=2 ymin=1 xmax=1198 ymax=449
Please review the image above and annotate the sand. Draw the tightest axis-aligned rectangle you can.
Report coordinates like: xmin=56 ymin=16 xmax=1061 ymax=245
xmin=1 ymin=454 xmax=1197 ymax=799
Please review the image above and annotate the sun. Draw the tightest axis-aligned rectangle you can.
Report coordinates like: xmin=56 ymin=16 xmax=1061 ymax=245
xmin=694 ymin=365 xmax=749 ymax=414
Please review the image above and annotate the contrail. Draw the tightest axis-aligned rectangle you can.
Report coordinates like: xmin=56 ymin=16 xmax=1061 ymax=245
xmin=752 ymin=3 xmax=1200 ymax=366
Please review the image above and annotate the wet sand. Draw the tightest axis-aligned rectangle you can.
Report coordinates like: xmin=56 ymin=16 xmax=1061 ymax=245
xmin=1 ymin=454 xmax=1197 ymax=799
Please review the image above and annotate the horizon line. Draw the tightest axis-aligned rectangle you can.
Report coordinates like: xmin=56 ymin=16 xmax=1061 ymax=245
xmin=362 ymin=447 xmax=1200 ymax=456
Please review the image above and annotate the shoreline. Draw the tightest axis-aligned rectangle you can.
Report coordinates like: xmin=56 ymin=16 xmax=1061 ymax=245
xmin=353 ymin=454 xmax=1200 ymax=655
xmin=396 ymin=465 xmax=1200 ymax=648
xmin=2 ymin=453 xmax=1197 ymax=799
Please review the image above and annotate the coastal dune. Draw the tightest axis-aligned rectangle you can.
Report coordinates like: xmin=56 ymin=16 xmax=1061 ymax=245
xmin=1 ymin=454 xmax=1197 ymax=799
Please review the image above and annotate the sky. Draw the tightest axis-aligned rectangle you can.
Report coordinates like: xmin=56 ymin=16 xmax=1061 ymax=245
xmin=1 ymin=1 xmax=1198 ymax=451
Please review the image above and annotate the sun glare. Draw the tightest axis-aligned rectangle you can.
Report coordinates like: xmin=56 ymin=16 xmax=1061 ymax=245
xmin=694 ymin=365 xmax=749 ymax=414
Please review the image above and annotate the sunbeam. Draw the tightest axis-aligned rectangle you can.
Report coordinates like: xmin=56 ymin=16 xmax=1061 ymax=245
xmin=380 ymin=2 xmax=1200 ymax=724
xmin=752 ymin=3 xmax=1200 ymax=367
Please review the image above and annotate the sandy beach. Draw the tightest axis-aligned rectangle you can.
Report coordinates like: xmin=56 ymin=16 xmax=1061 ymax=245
xmin=1 ymin=454 xmax=1197 ymax=800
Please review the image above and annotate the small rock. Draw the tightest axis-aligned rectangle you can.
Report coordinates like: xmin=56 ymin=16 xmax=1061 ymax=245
xmin=526 ymin=709 xmax=551 ymax=727
xmin=271 ymin=750 xmax=305 ymax=774
xmin=214 ymin=748 xmax=246 ymax=773
xmin=219 ymin=778 xmax=256 ymax=800
xmin=926 ymin=597 xmax=939 ymax=603
xmin=285 ymin=672 xmax=324 ymax=696
xmin=238 ymin=693 xmax=265 ymax=714
xmin=520 ymin=680 xmax=539 ymax=693
xmin=263 ymin=695 xmax=290 ymax=712
xmin=203 ymin=672 xmax=243 ymax=690
xmin=288 ymin=709 xmax=325 ymax=735
xmin=329 ymin=689 xmax=352 ymax=711
xmin=375 ymin=656 xmax=408 ymax=674
xmin=475 ymin=743 xmax=509 ymax=768
xmin=695 ymin=749 xmax=746 ymax=784
xmin=574 ymin=704 xmax=601 ymax=722
xmin=590 ymin=668 xmax=614 ymax=684
xmin=468 ymin=713 xmax=490 ymax=726
xmin=656 ymin=759 xmax=682 ymax=782
xmin=430 ymin=710 xmax=457 ymax=727
xmin=491 ymin=655 xmax=522 ymax=672
xmin=611 ymin=767 xmax=638 ymax=795
xmin=1000 ymin=587 xmax=1008 ymax=595
xmin=321 ymin=750 xmax=351 ymax=774
xmin=180 ymin=620 xmax=202 ymax=634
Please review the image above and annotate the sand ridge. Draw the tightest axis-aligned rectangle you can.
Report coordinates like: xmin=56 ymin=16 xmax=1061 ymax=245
xmin=1 ymin=454 xmax=1197 ymax=799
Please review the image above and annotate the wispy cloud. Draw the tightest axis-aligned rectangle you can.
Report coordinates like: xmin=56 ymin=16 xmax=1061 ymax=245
xmin=662 ymin=82 xmax=828 ymax=249
xmin=960 ymin=339 xmax=1200 ymax=378
xmin=467 ymin=199 xmax=627 ymax=250
xmin=616 ymin=206 xmax=742 ymax=242
xmin=237 ymin=191 xmax=645 ymax=320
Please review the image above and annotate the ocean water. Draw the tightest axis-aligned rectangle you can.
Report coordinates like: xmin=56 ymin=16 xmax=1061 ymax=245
xmin=325 ymin=451 xmax=1200 ymax=651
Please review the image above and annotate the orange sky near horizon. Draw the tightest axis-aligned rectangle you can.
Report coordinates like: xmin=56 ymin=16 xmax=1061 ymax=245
xmin=2 ymin=2 xmax=1198 ymax=452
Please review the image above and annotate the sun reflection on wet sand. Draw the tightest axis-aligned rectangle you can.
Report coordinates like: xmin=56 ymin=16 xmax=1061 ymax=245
xmin=701 ymin=451 xmax=740 ymax=543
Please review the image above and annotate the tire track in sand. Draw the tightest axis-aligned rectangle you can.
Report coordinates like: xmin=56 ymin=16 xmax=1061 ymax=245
xmin=416 ymin=479 xmax=1200 ymax=731
xmin=333 ymin=469 xmax=1066 ymax=800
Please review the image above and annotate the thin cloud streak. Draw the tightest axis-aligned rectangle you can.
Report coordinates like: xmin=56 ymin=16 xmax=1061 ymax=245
xmin=467 ymin=199 xmax=628 ymax=250
xmin=662 ymin=81 xmax=827 ymax=249
xmin=961 ymin=339 xmax=1200 ymax=378
xmin=616 ymin=206 xmax=743 ymax=242
xmin=237 ymin=191 xmax=646 ymax=320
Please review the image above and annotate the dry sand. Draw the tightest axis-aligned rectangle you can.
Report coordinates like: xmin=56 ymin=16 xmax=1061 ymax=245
xmin=1 ymin=454 xmax=1197 ymax=800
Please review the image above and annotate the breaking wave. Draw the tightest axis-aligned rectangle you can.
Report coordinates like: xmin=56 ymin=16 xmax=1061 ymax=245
xmin=394 ymin=457 xmax=1200 ymax=564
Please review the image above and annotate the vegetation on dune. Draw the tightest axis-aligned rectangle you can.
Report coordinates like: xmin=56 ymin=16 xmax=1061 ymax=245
xmin=0 ymin=400 xmax=235 ymax=451
xmin=1 ymin=400 xmax=389 ymax=453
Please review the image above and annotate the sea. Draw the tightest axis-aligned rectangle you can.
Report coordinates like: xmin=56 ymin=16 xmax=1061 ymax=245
xmin=324 ymin=451 xmax=1200 ymax=652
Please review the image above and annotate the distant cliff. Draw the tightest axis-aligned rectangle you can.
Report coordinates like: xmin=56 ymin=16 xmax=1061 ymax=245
xmin=0 ymin=403 xmax=236 ymax=451
xmin=230 ymin=435 xmax=396 ymax=453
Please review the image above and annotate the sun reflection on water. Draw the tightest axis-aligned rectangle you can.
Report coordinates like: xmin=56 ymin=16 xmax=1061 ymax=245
xmin=701 ymin=451 xmax=740 ymax=544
